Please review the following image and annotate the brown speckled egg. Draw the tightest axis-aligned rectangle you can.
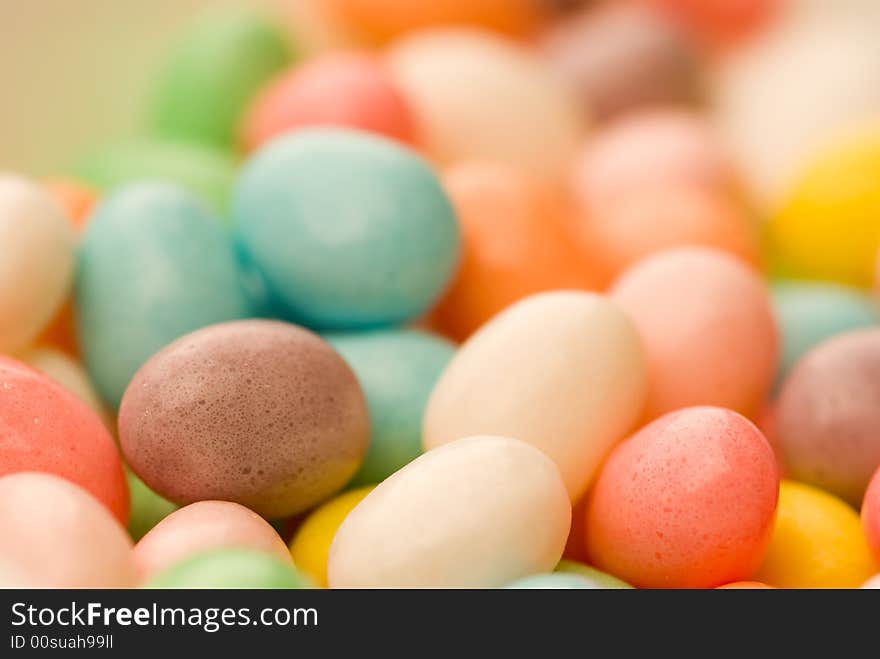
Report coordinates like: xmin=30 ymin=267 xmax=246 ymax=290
xmin=776 ymin=329 xmax=880 ymax=506
xmin=118 ymin=320 xmax=369 ymax=519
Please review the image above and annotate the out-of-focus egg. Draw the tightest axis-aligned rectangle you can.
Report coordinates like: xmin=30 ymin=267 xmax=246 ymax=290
xmin=0 ymin=175 xmax=74 ymax=353
xmin=649 ymin=0 xmax=779 ymax=45
xmin=861 ymin=465 xmax=880 ymax=563
xmin=0 ymin=473 xmax=134 ymax=588
xmin=119 ymin=320 xmax=368 ymax=519
xmin=611 ymin=247 xmax=778 ymax=422
xmin=328 ymin=436 xmax=571 ymax=588
xmin=126 ymin=470 xmax=179 ymax=543
xmin=18 ymin=346 xmax=109 ymax=424
xmin=775 ymin=329 xmax=880 ymax=505
xmin=0 ymin=356 xmax=127 ymax=522
xmin=554 ymin=560 xmax=632 ymax=588
xmin=755 ymin=480 xmax=876 ymax=588
xmin=44 ymin=178 xmax=97 ymax=230
xmin=385 ymin=29 xmax=585 ymax=183
xmin=424 ymin=291 xmax=646 ymax=501
xmin=289 ymin=486 xmax=374 ymax=588
xmin=133 ymin=501 xmax=292 ymax=581
xmin=145 ymin=548 xmax=309 ymax=589
xmin=586 ymin=406 xmax=779 ymax=589
xmin=429 ymin=162 xmax=599 ymax=342
xmin=716 ymin=581 xmax=775 ymax=589
xmin=863 ymin=574 xmax=880 ymax=589
xmin=506 ymin=573 xmax=597 ymax=589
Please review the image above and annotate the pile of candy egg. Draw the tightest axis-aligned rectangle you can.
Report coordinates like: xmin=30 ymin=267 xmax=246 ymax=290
xmin=3 ymin=0 xmax=880 ymax=589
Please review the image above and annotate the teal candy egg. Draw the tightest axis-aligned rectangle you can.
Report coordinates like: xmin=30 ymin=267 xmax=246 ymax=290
xmin=75 ymin=183 xmax=251 ymax=408
xmin=555 ymin=560 xmax=633 ymax=589
xmin=326 ymin=329 xmax=455 ymax=486
xmin=771 ymin=281 xmax=878 ymax=380
xmin=506 ymin=573 xmax=598 ymax=589
xmin=144 ymin=548 xmax=310 ymax=589
xmin=233 ymin=129 xmax=460 ymax=330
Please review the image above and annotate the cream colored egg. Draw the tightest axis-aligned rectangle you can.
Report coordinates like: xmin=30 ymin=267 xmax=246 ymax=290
xmin=385 ymin=29 xmax=585 ymax=183
xmin=0 ymin=472 xmax=134 ymax=588
xmin=423 ymin=291 xmax=646 ymax=501
xmin=0 ymin=175 xmax=74 ymax=352
xmin=328 ymin=435 xmax=570 ymax=588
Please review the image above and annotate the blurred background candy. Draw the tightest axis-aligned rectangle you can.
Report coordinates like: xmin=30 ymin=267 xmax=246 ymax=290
xmin=145 ymin=547 xmax=309 ymax=589
xmin=863 ymin=466 xmax=880 ymax=564
xmin=554 ymin=559 xmax=632 ymax=588
xmin=506 ymin=573 xmax=597 ymax=589
xmin=126 ymin=470 xmax=179 ymax=542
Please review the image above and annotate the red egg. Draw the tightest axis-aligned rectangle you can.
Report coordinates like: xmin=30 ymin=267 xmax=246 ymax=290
xmin=864 ymin=466 xmax=880 ymax=564
xmin=0 ymin=356 xmax=128 ymax=522
xmin=586 ymin=406 xmax=779 ymax=589
xmin=241 ymin=52 xmax=416 ymax=152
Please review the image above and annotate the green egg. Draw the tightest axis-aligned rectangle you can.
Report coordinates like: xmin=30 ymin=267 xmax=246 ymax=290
xmin=126 ymin=469 xmax=178 ymax=542
xmin=144 ymin=548 xmax=310 ymax=589
xmin=506 ymin=573 xmax=599 ymax=589
xmin=73 ymin=140 xmax=237 ymax=214
xmin=555 ymin=560 xmax=633 ymax=589
xmin=150 ymin=7 xmax=294 ymax=149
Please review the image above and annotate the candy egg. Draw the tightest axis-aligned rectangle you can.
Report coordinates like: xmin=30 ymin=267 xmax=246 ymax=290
xmin=574 ymin=184 xmax=760 ymax=286
xmin=716 ymin=581 xmax=774 ymax=589
xmin=326 ymin=329 xmax=455 ymax=485
xmin=119 ymin=319 xmax=369 ymax=519
xmin=289 ymin=486 xmax=374 ymax=588
xmin=0 ymin=175 xmax=74 ymax=353
xmin=0 ymin=356 xmax=127 ymax=522
xmin=861 ymin=466 xmax=880 ymax=563
xmin=76 ymin=182 xmax=251 ymax=408
xmin=771 ymin=281 xmax=878 ymax=380
xmin=571 ymin=109 xmax=736 ymax=214
xmin=126 ymin=470 xmax=178 ymax=542
xmin=385 ymin=29 xmax=584 ymax=182
xmin=554 ymin=560 xmax=632 ymax=588
xmin=649 ymin=0 xmax=778 ymax=45
xmin=541 ymin=4 xmax=703 ymax=120
xmin=133 ymin=501 xmax=292 ymax=581
xmin=322 ymin=0 xmax=542 ymax=44
xmin=585 ymin=406 xmax=779 ymax=589
xmin=74 ymin=140 xmax=237 ymax=212
xmin=755 ymin=481 xmax=876 ymax=588
xmin=18 ymin=346 xmax=109 ymax=424
xmin=767 ymin=120 xmax=880 ymax=286
xmin=44 ymin=178 xmax=97 ymax=230
xmin=506 ymin=573 xmax=597 ymax=589
xmin=611 ymin=247 xmax=778 ymax=421
xmin=233 ymin=129 xmax=459 ymax=330
xmin=329 ymin=435 xmax=570 ymax=588
xmin=241 ymin=51 xmax=416 ymax=152
xmin=145 ymin=548 xmax=309 ymax=589
xmin=775 ymin=329 xmax=880 ymax=505
xmin=150 ymin=7 xmax=293 ymax=149
xmin=429 ymin=162 xmax=599 ymax=342
xmin=0 ymin=473 xmax=134 ymax=588
xmin=424 ymin=291 xmax=646 ymax=500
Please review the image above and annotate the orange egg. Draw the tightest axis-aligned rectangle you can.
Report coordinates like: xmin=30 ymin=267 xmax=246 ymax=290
xmin=44 ymin=178 xmax=97 ymax=230
xmin=586 ymin=406 xmax=779 ymax=589
xmin=429 ymin=162 xmax=599 ymax=341
xmin=322 ymin=0 xmax=543 ymax=44
xmin=573 ymin=184 xmax=760 ymax=286
xmin=716 ymin=581 xmax=775 ymax=589
xmin=649 ymin=0 xmax=779 ymax=46
xmin=864 ymin=466 xmax=880 ymax=564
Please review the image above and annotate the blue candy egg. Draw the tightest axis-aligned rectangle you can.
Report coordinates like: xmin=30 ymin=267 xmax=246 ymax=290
xmin=232 ymin=129 xmax=460 ymax=330
xmin=506 ymin=573 xmax=599 ymax=589
xmin=771 ymin=281 xmax=878 ymax=382
xmin=326 ymin=329 xmax=455 ymax=486
xmin=75 ymin=182 xmax=251 ymax=408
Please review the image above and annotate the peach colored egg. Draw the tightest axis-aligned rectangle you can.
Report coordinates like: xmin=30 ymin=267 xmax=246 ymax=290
xmin=776 ymin=330 xmax=880 ymax=506
xmin=861 ymin=465 xmax=880 ymax=563
xmin=241 ymin=51 xmax=416 ymax=152
xmin=429 ymin=162 xmax=599 ymax=342
xmin=328 ymin=435 xmax=571 ymax=588
xmin=571 ymin=109 xmax=737 ymax=215
xmin=385 ymin=29 xmax=585 ymax=183
xmin=133 ymin=500 xmax=292 ymax=581
xmin=573 ymin=184 xmax=760 ymax=286
xmin=0 ymin=175 xmax=74 ymax=353
xmin=716 ymin=581 xmax=774 ymax=589
xmin=611 ymin=247 xmax=778 ymax=422
xmin=585 ymin=406 xmax=779 ymax=589
xmin=424 ymin=291 xmax=646 ymax=501
xmin=0 ymin=472 xmax=134 ymax=588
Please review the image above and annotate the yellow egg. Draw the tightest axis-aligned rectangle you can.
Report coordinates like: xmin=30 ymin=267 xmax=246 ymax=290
xmin=755 ymin=481 xmax=877 ymax=588
xmin=290 ymin=486 xmax=374 ymax=588
xmin=767 ymin=121 xmax=880 ymax=287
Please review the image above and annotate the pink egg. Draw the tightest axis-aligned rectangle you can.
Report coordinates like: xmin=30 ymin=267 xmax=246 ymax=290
xmin=0 ymin=472 xmax=134 ymax=588
xmin=865 ymin=466 xmax=880 ymax=564
xmin=611 ymin=247 xmax=778 ymax=422
xmin=241 ymin=51 xmax=416 ymax=152
xmin=586 ymin=406 xmax=779 ymax=589
xmin=132 ymin=500 xmax=292 ymax=581
xmin=571 ymin=109 xmax=737 ymax=214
